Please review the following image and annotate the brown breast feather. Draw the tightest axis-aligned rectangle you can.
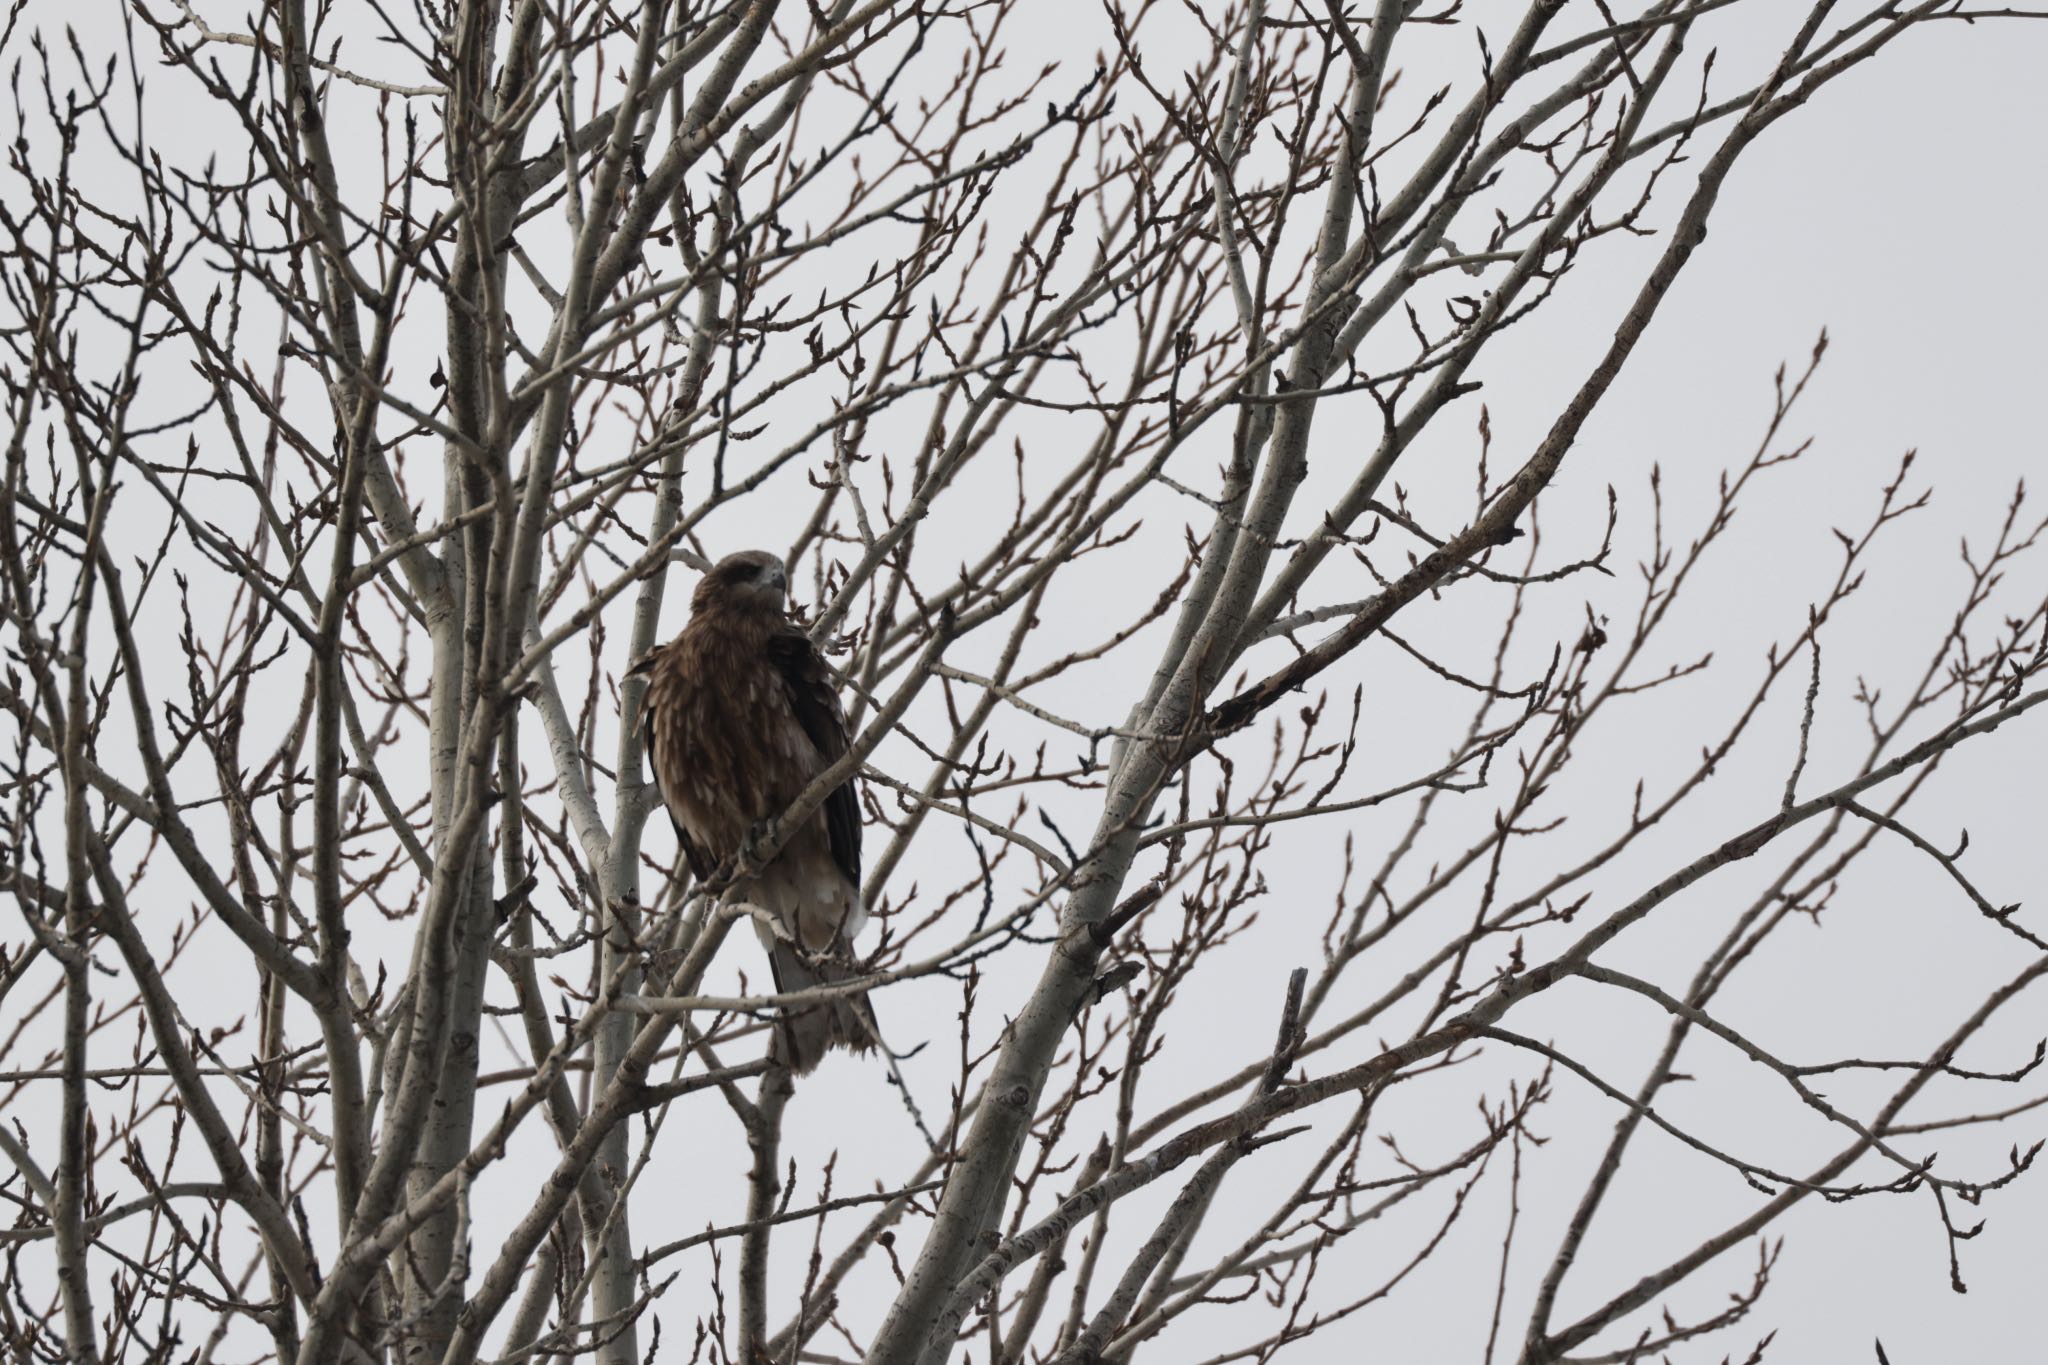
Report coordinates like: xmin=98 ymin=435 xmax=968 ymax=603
xmin=644 ymin=607 xmax=834 ymax=877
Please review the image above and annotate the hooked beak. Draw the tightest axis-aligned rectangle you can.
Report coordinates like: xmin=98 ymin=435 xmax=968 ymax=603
xmin=768 ymin=564 xmax=789 ymax=595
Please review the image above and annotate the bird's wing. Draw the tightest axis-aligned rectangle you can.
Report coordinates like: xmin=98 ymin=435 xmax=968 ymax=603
xmin=639 ymin=652 xmax=714 ymax=883
xmin=767 ymin=628 xmax=861 ymax=891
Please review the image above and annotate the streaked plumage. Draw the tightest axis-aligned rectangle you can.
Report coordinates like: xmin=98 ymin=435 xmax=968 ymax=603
xmin=636 ymin=550 xmax=875 ymax=1074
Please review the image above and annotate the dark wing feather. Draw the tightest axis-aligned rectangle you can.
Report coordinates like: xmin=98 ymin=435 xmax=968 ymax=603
xmin=767 ymin=629 xmax=861 ymax=890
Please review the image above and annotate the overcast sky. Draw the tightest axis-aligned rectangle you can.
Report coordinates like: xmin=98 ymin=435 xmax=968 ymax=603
xmin=6 ymin=3 xmax=2046 ymax=1360
xmin=853 ymin=9 xmax=2048 ymax=1358
xmin=662 ymin=6 xmax=2048 ymax=1355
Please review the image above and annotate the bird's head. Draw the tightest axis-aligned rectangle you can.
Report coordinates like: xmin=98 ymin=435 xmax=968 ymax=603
xmin=693 ymin=549 xmax=790 ymax=617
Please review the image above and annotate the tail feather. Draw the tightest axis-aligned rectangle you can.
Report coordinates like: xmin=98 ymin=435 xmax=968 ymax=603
xmin=767 ymin=942 xmax=877 ymax=1075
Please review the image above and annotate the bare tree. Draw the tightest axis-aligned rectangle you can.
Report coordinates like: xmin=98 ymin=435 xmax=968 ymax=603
xmin=3 ymin=2 xmax=2046 ymax=1363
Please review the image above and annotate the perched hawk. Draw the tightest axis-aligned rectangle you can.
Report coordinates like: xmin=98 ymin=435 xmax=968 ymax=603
xmin=637 ymin=550 xmax=875 ymax=1074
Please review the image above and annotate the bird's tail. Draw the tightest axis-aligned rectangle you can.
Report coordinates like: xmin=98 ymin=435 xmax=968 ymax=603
xmin=767 ymin=941 xmax=877 ymax=1075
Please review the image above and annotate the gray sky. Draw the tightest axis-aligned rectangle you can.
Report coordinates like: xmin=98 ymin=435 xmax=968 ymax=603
xmin=758 ymin=9 xmax=2048 ymax=1359
xmin=5 ymin=2 xmax=2045 ymax=1360
xmin=869 ymin=9 xmax=2048 ymax=1359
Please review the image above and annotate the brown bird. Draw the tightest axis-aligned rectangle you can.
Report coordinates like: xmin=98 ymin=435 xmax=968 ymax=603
xmin=636 ymin=550 xmax=876 ymax=1074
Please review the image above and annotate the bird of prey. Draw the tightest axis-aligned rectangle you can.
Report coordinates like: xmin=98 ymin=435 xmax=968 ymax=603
xmin=636 ymin=549 xmax=876 ymax=1074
